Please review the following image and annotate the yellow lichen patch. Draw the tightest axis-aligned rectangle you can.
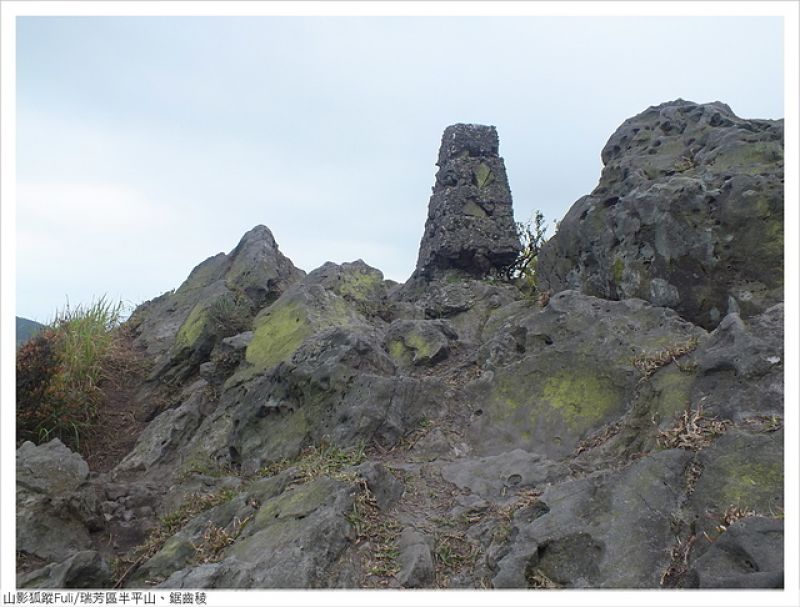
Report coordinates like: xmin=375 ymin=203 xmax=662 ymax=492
xmin=541 ymin=370 xmax=621 ymax=430
xmin=718 ymin=462 xmax=783 ymax=512
xmin=650 ymin=366 xmax=695 ymax=421
xmin=474 ymin=163 xmax=495 ymax=188
xmin=404 ymin=332 xmax=435 ymax=361
xmin=335 ymin=271 xmax=383 ymax=304
xmin=245 ymin=301 xmax=312 ymax=372
xmin=175 ymin=304 xmax=209 ymax=350
xmin=388 ymin=339 xmax=409 ymax=365
xmin=464 ymin=200 xmax=488 ymax=218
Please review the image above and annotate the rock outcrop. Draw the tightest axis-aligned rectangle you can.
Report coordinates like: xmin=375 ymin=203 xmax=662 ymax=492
xmin=410 ymin=124 xmax=521 ymax=283
xmin=16 ymin=105 xmax=784 ymax=591
xmin=538 ymin=99 xmax=783 ymax=329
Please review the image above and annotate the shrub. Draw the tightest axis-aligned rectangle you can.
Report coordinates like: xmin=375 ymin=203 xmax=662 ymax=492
xmin=508 ymin=210 xmax=549 ymax=296
xmin=208 ymin=290 xmax=253 ymax=338
xmin=16 ymin=296 xmax=125 ymax=448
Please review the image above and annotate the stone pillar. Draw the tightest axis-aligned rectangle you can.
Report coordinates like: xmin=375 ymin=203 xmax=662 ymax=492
xmin=412 ymin=124 xmax=521 ymax=281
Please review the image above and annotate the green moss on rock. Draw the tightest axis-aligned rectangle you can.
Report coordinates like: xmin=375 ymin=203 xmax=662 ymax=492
xmin=246 ymin=301 xmax=312 ymax=372
xmin=613 ymin=257 xmax=624 ymax=285
xmin=335 ymin=271 xmax=383 ymax=304
xmin=175 ymin=304 xmax=210 ymax=350
xmin=541 ymin=370 xmax=620 ymax=430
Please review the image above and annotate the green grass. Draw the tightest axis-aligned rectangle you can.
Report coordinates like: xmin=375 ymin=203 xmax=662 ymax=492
xmin=16 ymin=296 xmax=128 ymax=449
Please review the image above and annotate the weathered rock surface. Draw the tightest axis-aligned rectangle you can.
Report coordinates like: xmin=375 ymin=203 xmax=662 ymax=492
xmin=16 ymin=440 xmax=99 ymax=564
xmin=396 ymin=528 xmax=435 ymax=588
xmin=492 ymin=449 xmax=692 ymax=588
xmin=128 ymin=225 xmax=304 ymax=383
xmin=539 ymin=99 xmax=783 ymax=329
xmin=17 ymin=104 xmax=783 ymax=591
xmin=410 ymin=124 xmax=521 ymax=282
xmin=465 ymin=290 xmax=705 ymax=460
xmin=18 ymin=551 xmax=113 ymax=589
xmin=687 ymin=517 xmax=784 ymax=588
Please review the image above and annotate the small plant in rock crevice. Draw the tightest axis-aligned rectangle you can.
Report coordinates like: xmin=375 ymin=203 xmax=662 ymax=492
xmin=633 ymin=336 xmax=699 ymax=381
xmin=192 ymin=516 xmax=251 ymax=564
xmin=114 ymin=488 xmax=236 ymax=587
xmin=507 ymin=210 xmax=549 ymax=297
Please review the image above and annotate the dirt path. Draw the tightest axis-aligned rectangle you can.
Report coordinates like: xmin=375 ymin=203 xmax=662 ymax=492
xmin=80 ymin=331 xmax=156 ymax=473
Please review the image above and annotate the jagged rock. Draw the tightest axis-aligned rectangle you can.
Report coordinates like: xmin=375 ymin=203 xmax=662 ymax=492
xmin=385 ymin=319 xmax=457 ymax=367
xmin=18 ymin=550 xmax=113 ymax=589
xmin=687 ymin=517 xmax=783 ymax=588
xmin=690 ymin=305 xmax=784 ymax=421
xmin=395 ymin=278 xmax=521 ymax=344
xmin=127 ymin=225 xmax=303 ymax=382
xmin=396 ymin=528 xmax=435 ymax=588
xmin=353 ymin=462 xmax=405 ymax=510
xmin=115 ymin=380 xmax=213 ymax=477
xmin=152 ymin=477 xmax=357 ymax=588
xmin=16 ymin=440 xmax=98 ymax=564
xmin=18 ymin=108 xmax=783 ymax=592
xmin=689 ymin=430 xmax=783 ymax=555
xmin=466 ymin=290 xmax=704 ymax=459
xmin=539 ymin=100 xmax=783 ymax=329
xmin=441 ymin=450 xmax=569 ymax=499
xmin=164 ymin=263 xmax=448 ymax=475
xmin=410 ymin=124 xmax=521 ymax=282
xmin=492 ymin=449 xmax=691 ymax=588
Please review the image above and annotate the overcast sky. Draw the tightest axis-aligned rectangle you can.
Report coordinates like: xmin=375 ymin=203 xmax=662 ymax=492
xmin=15 ymin=15 xmax=784 ymax=322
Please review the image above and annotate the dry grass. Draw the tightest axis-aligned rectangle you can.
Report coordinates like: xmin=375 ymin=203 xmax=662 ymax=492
xmin=574 ymin=421 xmax=622 ymax=455
xmin=660 ymin=533 xmax=696 ymax=587
xmin=434 ymin=531 xmax=479 ymax=584
xmin=633 ymin=336 xmax=699 ymax=381
xmin=527 ymin=568 xmax=561 ymax=589
xmin=114 ymin=488 xmax=236 ymax=587
xmin=345 ymin=480 xmax=402 ymax=582
xmin=718 ymin=504 xmax=756 ymax=532
xmin=192 ymin=516 xmax=251 ymax=564
xmin=259 ymin=441 xmax=367 ymax=486
xmin=657 ymin=404 xmax=730 ymax=450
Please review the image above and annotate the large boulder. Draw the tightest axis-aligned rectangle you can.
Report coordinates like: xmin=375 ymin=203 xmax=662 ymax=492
xmin=465 ymin=290 xmax=705 ymax=460
xmin=410 ymin=124 xmax=521 ymax=282
xmin=128 ymin=225 xmax=304 ymax=382
xmin=16 ymin=440 xmax=99 ymax=565
xmin=492 ymin=449 xmax=692 ymax=588
xmin=539 ymin=100 xmax=783 ymax=329
xmin=146 ymin=260 xmax=448 ymax=476
xmin=18 ymin=551 xmax=113 ymax=589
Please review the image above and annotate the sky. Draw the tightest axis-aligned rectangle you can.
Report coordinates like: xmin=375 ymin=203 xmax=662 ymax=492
xmin=15 ymin=15 xmax=784 ymax=322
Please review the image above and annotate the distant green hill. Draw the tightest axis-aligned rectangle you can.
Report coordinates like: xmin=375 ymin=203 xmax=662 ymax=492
xmin=16 ymin=317 xmax=45 ymax=347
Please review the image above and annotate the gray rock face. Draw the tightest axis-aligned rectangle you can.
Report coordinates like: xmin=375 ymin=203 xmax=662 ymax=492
xmin=155 ymin=477 xmax=356 ymax=588
xmin=128 ymin=225 xmax=304 ymax=382
xmin=17 ymin=440 xmax=98 ymax=565
xmin=688 ymin=517 xmax=783 ymax=588
xmin=412 ymin=124 xmax=521 ymax=281
xmin=441 ymin=450 xmax=569 ymax=498
xmin=17 ymin=551 xmax=113 ymax=589
xmin=492 ymin=449 xmax=692 ymax=588
xmin=465 ymin=290 xmax=705 ymax=459
xmin=396 ymin=528 xmax=435 ymax=588
xmin=538 ymin=99 xmax=783 ymax=329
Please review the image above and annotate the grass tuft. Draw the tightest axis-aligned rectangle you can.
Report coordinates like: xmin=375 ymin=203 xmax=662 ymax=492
xmin=633 ymin=337 xmax=699 ymax=381
xmin=16 ymin=296 xmax=134 ymax=449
